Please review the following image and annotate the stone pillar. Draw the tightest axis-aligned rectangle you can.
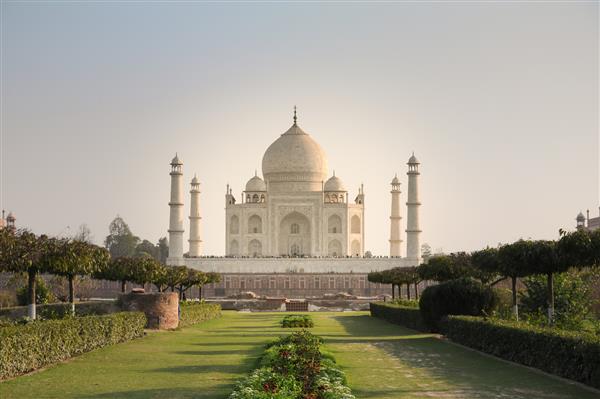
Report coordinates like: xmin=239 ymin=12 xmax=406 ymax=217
xmin=188 ymin=175 xmax=202 ymax=257
xmin=389 ymin=174 xmax=402 ymax=257
xmin=406 ymin=154 xmax=422 ymax=262
xmin=120 ymin=292 xmax=179 ymax=329
xmin=168 ymin=154 xmax=185 ymax=263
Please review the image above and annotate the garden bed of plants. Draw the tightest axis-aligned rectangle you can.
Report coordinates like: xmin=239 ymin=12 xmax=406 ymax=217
xmin=446 ymin=315 xmax=600 ymax=389
xmin=281 ymin=314 xmax=314 ymax=328
xmin=0 ymin=311 xmax=146 ymax=380
xmin=179 ymin=302 xmax=222 ymax=328
xmin=229 ymin=330 xmax=355 ymax=399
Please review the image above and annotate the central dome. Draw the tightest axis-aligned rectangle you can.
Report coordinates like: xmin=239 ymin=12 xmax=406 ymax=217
xmin=262 ymin=123 xmax=328 ymax=185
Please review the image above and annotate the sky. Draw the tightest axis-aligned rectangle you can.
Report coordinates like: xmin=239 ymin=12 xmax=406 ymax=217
xmin=1 ymin=1 xmax=598 ymax=256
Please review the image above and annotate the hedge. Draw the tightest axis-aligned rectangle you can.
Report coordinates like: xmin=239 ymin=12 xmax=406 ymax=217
xmin=179 ymin=302 xmax=221 ymax=328
xmin=281 ymin=314 xmax=314 ymax=328
xmin=419 ymin=278 xmax=498 ymax=332
xmin=0 ymin=311 xmax=146 ymax=380
xmin=446 ymin=316 xmax=600 ymax=389
xmin=370 ymin=302 xmax=426 ymax=332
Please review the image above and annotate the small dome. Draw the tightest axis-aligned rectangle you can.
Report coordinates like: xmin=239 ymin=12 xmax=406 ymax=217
xmin=171 ymin=153 xmax=182 ymax=165
xmin=246 ymin=175 xmax=266 ymax=192
xmin=191 ymin=175 xmax=199 ymax=184
xmin=6 ymin=212 xmax=15 ymax=221
xmin=576 ymin=212 xmax=585 ymax=221
xmin=391 ymin=174 xmax=400 ymax=185
xmin=324 ymin=173 xmax=346 ymax=192
xmin=408 ymin=153 xmax=419 ymax=164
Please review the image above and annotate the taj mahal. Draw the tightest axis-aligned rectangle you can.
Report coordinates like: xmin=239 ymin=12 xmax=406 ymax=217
xmin=166 ymin=110 xmax=423 ymax=297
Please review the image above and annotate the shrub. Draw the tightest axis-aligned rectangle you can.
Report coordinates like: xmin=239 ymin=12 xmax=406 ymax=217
xmin=520 ymin=269 xmax=599 ymax=331
xmin=281 ymin=314 xmax=314 ymax=328
xmin=388 ymin=299 xmax=419 ymax=308
xmin=16 ymin=276 xmax=55 ymax=306
xmin=369 ymin=302 xmax=426 ymax=331
xmin=419 ymin=278 xmax=498 ymax=332
xmin=0 ymin=311 xmax=146 ymax=380
xmin=179 ymin=302 xmax=221 ymax=328
xmin=446 ymin=316 xmax=600 ymax=389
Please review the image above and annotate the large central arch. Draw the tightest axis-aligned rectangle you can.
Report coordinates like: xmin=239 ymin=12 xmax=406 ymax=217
xmin=278 ymin=211 xmax=311 ymax=256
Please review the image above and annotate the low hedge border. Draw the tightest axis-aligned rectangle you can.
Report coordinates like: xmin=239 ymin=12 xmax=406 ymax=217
xmin=370 ymin=302 xmax=427 ymax=332
xmin=179 ymin=302 xmax=221 ymax=328
xmin=446 ymin=316 xmax=600 ymax=389
xmin=0 ymin=311 xmax=146 ymax=380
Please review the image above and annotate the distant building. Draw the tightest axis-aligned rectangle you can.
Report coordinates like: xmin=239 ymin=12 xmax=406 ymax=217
xmin=164 ymin=109 xmax=424 ymax=297
xmin=0 ymin=210 xmax=16 ymax=231
xmin=576 ymin=208 xmax=600 ymax=231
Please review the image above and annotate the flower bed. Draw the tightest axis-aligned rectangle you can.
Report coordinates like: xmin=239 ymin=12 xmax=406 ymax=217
xmin=281 ymin=314 xmax=314 ymax=328
xmin=0 ymin=311 xmax=146 ymax=380
xmin=229 ymin=330 xmax=355 ymax=399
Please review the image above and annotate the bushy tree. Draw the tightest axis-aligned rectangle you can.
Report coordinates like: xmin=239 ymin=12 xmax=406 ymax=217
xmin=104 ymin=216 xmax=139 ymax=259
xmin=52 ymin=240 xmax=110 ymax=314
xmin=419 ymin=277 xmax=499 ymax=332
xmin=0 ymin=229 xmax=60 ymax=319
xmin=497 ymin=240 xmax=535 ymax=320
xmin=520 ymin=269 xmax=599 ymax=331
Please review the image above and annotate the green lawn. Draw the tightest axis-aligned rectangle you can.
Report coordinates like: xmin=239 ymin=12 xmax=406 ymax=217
xmin=0 ymin=311 xmax=597 ymax=399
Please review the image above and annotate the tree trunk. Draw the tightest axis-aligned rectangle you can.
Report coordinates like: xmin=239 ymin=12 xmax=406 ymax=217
xmin=121 ymin=280 xmax=126 ymax=293
xmin=391 ymin=284 xmax=395 ymax=300
xmin=547 ymin=273 xmax=554 ymax=324
xmin=69 ymin=275 xmax=75 ymax=315
xmin=199 ymin=286 xmax=202 ymax=299
xmin=406 ymin=283 xmax=411 ymax=300
xmin=414 ymin=282 xmax=419 ymax=300
xmin=511 ymin=276 xmax=518 ymax=321
xmin=27 ymin=270 xmax=36 ymax=320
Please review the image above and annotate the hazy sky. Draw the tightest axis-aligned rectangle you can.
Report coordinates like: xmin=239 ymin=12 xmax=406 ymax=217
xmin=1 ymin=2 xmax=598 ymax=256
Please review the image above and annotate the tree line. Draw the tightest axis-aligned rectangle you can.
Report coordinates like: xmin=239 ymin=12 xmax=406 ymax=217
xmin=0 ymin=224 xmax=220 ymax=320
xmin=368 ymin=229 xmax=600 ymax=322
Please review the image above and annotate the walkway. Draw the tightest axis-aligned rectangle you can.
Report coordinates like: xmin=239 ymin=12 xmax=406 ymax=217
xmin=0 ymin=312 xmax=597 ymax=399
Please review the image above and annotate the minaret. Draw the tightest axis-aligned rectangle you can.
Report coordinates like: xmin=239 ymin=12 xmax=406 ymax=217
xmin=406 ymin=153 xmax=422 ymax=262
xmin=188 ymin=175 xmax=202 ymax=257
xmin=389 ymin=174 xmax=402 ymax=257
xmin=168 ymin=153 xmax=185 ymax=262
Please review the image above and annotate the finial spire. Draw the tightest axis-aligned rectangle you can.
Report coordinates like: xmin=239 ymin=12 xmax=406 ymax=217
xmin=293 ymin=105 xmax=297 ymax=125
xmin=333 ymin=170 xmax=336 ymax=177
xmin=255 ymin=169 xmax=257 ymax=177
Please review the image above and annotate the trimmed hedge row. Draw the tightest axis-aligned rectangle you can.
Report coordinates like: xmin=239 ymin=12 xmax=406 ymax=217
xmin=370 ymin=302 xmax=426 ymax=332
xmin=0 ymin=311 xmax=146 ymax=380
xmin=179 ymin=302 xmax=221 ymax=328
xmin=446 ymin=316 xmax=600 ymax=389
xmin=281 ymin=314 xmax=314 ymax=328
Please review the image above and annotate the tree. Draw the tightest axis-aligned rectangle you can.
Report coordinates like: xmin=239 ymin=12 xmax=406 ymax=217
xmin=95 ymin=257 xmax=135 ymax=293
xmin=74 ymin=224 xmax=93 ymax=243
xmin=0 ymin=229 xmax=58 ymax=319
xmin=164 ymin=266 xmax=189 ymax=294
xmin=52 ymin=240 xmax=110 ymax=314
xmin=200 ymin=272 xmax=221 ymax=298
xmin=104 ymin=216 xmax=139 ymax=259
xmin=417 ymin=254 xmax=469 ymax=282
xmin=497 ymin=240 xmax=535 ymax=320
xmin=527 ymin=240 xmax=569 ymax=323
xmin=135 ymin=239 xmax=158 ymax=260
xmin=157 ymin=237 xmax=169 ymax=264
xmin=471 ymin=247 xmax=503 ymax=285
xmin=421 ymin=243 xmax=432 ymax=261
